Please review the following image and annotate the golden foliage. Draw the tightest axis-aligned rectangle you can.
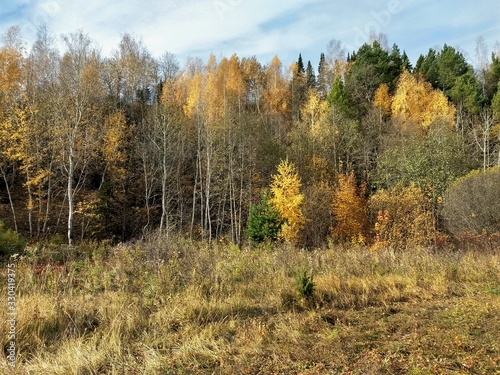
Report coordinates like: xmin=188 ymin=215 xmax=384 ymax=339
xmin=331 ymin=170 xmax=368 ymax=244
xmin=369 ymin=184 xmax=436 ymax=250
xmin=391 ymin=69 xmax=456 ymax=128
xmin=103 ymin=110 xmax=128 ymax=182
xmin=301 ymin=89 xmax=329 ymax=137
xmin=161 ymin=77 xmax=182 ymax=108
xmin=204 ymin=54 xmax=225 ymax=123
xmin=373 ymin=83 xmax=392 ymax=117
xmin=269 ymin=159 xmax=305 ymax=244
xmin=0 ymin=46 xmax=22 ymax=105
xmin=183 ymin=72 xmax=202 ymax=118
xmin=262 ymin=56 xmax=290 ymax=116
xmin=224 ymin=54 xmax=245 ymax=100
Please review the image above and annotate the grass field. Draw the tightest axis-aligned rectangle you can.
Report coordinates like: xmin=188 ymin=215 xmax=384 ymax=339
xmin=1 ymin=236 xmax=499 ymax=374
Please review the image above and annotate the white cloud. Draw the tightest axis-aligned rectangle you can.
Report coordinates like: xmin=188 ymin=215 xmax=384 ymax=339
xmin=2 ymin=0 xmax=500 ymax=68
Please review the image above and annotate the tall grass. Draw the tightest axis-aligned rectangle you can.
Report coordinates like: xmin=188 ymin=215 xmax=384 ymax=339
xmin=1 ymin=236 xmax=499 ymax=374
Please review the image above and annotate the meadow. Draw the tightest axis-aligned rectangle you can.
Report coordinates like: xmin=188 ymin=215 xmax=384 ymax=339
xmin=1 ymin=235 xmax=499 ymax=374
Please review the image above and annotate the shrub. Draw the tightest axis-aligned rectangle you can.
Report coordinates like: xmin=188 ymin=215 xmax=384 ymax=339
xmin=369 ymin=184 xmax=436 ymax=250
xmin=0 ymin=221 xmax=25 ymax=260
xmin=442 ymin=167 xmax=500 ymax=236
xmin=294 ymin=268 xmax=315 ymax=301
xmin=301 ymin=181 xmax=334 ymax=248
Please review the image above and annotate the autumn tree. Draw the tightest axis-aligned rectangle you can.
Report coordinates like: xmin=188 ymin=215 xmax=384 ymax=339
xmin=373 ymin=83 xmax=392 ymax=117
xmin=0 ymin=34 xmax=23 ymax=232
xmin=331 ymin=170 xmax=368 ymax=244
xmin=240 ymin=56 xmax=264 ymax=112
xmin=301 ymin=89 xmax=329 ymax=139
xmin=391 ymin=69 xmax=456 ymax=128
xmin=25 ymin=26 xmax=62 ymax=236
xmin=87 ymin=109 xmax=130 ymax=239
xmin=269 ymin=159 xmax=305 ymax=244
xmin=262 ymin=56 xmax=290 ymax=124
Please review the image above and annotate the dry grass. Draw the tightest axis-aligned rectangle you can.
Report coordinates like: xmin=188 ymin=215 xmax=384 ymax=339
xmin=1 ymin=237 xmax=499 ymax=374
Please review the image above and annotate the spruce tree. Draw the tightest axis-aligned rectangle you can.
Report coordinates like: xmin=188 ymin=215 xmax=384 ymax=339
xmin=306 ymin=60 xmax=316 ymax=89
xmin=317 ymin=52 xmax=328 ymax=98
xmin=246 ymin=193 xmax=283 ymax=245
xmin=297 ymin=53 xmax=305 ymax=73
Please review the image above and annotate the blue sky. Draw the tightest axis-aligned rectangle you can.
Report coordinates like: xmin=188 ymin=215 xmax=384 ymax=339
xmin=1 ymin=0 xmax=499 ymax=69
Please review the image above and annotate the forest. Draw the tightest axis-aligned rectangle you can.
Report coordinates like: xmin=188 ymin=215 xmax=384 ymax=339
xmin=1 ymin=26 xmax=500 ymax=249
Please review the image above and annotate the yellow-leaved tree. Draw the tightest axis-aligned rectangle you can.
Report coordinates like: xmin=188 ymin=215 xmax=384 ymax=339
xmin=331 ymin=170 xmax=369 ymax=244
xmin=391 ymin=69 xmax=456 ymax=128
xmin=0 ymin=39 xmax=23 ymax=232
xmin=373 ymin=83 xmax=392 ymax=117
xmin=102 ymin=110 xmax=128 ymax=184
xmin=301 ymin=88 xmax=329 ymax=138
xmin=269 ymin=159 xmax=305 ymax=244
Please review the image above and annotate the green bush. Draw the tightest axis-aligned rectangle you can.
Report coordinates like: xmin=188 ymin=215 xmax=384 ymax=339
xmin=0 ymin=221 xmax=25 ymax=260
xmin=294 ymin=268 xmax=315 ymax=301
xmin=245 ymin=192 xmax=283 ymax=245
xmin=442 ymin=167 xmax=500 ymax=236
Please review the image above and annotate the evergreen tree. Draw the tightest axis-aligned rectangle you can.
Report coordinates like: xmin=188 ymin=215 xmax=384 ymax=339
xmin=306 ymin=60 xmax=316 ymax=89
xmin=344 ymin=41 xmax=406 ymax=116
xmin=246 ymin=192 xmax=283 ymax=245
xmin=436 ymin=44 xmax=473 ymax=95
xmin=416 ymin=45 xmax=476 ymax=100
xmin=317 ymin=52 xmax=329 ymax=98
xmin=402 ymin=51 xmax=412 ymax=71
xmin=327 ymin=77 xmax=349 ymax=115
xmin=484 ymin=54 xmax=500 ymax=102
xmin=414 ymin=49 xmax=439 ymax=86
xmin=290 ymin=54 xmax=307 ymax=120
xmin=297 ymin=53 xmax=305 ymax=74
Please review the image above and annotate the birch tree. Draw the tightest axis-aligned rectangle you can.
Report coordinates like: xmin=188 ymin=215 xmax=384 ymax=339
xmin=56 ymin=31 xmax=102 ymax=245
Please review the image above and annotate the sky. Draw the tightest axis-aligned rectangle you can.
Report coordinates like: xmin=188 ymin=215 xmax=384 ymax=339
xmin=1 ymin=0 xmax=499 ymax=69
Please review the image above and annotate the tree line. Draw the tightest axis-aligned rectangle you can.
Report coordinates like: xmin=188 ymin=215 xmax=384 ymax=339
xmin=1 ymin=26 xmax=500 ymax=248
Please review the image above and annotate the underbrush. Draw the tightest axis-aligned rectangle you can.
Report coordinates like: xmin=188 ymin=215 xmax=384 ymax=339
xmin=1 ymin=236 xmax=499 ymax=374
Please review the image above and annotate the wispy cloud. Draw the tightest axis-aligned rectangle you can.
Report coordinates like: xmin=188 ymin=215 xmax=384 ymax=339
xmin=2 ymin=0 xmax=500 ymax=68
